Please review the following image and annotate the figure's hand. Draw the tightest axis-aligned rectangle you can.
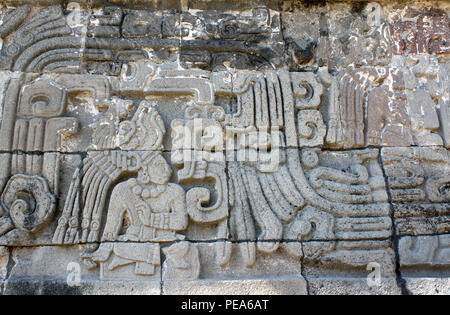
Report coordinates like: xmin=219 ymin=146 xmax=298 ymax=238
xmin=136 ymin=202 xmax=151 ymax=225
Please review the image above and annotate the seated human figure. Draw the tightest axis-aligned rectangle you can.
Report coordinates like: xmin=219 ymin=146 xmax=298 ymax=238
xmin=88 ymin=151 xmax=187 ymax=276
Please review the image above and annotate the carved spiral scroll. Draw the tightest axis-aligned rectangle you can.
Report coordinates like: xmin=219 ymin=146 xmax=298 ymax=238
xmin=426 ymin=173 xmax=450 ymax=202
xmin=297 ymin=110 xmax=326 ymax=147
xmin=186 ymin=163 xmax=228 ymax=224
xmin=1 ymin=175 xmax=56 ymax=233
xmin=283 ymin=206 xmax=335 ymax=260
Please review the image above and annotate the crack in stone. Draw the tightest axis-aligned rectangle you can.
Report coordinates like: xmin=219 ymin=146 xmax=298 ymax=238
xmin=379 ymin=152 xmax=410 ymax=296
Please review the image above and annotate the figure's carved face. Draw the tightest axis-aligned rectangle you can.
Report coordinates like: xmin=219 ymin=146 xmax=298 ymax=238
xmin=139 ymin=154 xmax=172 ymax=185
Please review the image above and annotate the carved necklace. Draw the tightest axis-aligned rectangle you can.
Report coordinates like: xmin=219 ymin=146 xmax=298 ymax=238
xmin=129 ymin=178 xmax=167 ymax=199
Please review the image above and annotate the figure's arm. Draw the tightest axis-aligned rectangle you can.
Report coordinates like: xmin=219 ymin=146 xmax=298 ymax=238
xmin=150 ymin=186 xmax=187 ymax=231
xmin=101 ymin=183 xmax=133 ymax=241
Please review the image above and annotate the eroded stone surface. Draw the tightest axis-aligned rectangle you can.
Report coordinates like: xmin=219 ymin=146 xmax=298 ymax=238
xmin=0 ymin=1 xmax=448 ymax=295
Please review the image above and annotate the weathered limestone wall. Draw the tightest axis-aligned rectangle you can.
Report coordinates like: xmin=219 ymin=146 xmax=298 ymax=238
xmin=0 ymin=0 xmax=448 ymax=295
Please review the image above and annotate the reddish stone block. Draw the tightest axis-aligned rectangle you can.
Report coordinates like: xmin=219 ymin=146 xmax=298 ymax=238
xmin=390 ymin=8 xmax=450 ymax=55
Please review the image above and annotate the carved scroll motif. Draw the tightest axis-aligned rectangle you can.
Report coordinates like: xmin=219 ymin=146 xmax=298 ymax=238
xmin=168 ymin=74 xmax=230 ymax=266
xmin=283 ymin=206 xmax=335 ymax=260
xmin=297 ymin=110 xmax=326 ymax=147
xmin=1 ymin=174 xmax=55 ymax=234
xmin=0 ymin=75 xmax=78 ymax=239
xmin=382 ymin=147 xmax=450 ymax=204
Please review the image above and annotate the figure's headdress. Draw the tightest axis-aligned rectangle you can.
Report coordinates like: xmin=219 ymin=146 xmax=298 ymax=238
xmin=118 ymin=101 xmax=166 ymax=151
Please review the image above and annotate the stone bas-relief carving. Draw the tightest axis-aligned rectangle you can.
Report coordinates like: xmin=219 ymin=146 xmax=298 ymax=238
xmin=0 ymin=1 xmax=447 ymax=295
xmin=382 ymin=147 xmax=450 ymax=269
xmin=390 ymin=7 xmax=450 ymax=56
xmin=0 ymin=4 xmax=284 ymax=74
xmin=366 ymin=55 xmax=448 ymax=147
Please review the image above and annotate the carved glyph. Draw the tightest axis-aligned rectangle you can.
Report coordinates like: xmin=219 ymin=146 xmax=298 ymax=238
xmin=390 ymin=7 xmax=450 ymax=56
xmin=382 ymin=147 xmax=450 ymax=204
xmin=367 ymin=56 xmax=445 ymax=147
